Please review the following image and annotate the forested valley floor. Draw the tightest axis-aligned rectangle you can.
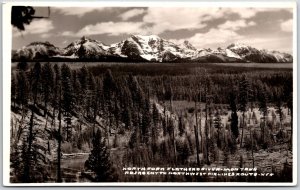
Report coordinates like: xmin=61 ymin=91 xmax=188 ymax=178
xmin=10 ymin=62 xmax=293 ymax=183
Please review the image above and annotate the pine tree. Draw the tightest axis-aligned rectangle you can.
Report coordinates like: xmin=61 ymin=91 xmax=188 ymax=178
xmin=61 ymin=64 xmax=74 ymax=112
xmin=17 ymin=61 xmax=28 ymax=71
xmin=76 ymin=66 xmax=89 ymax=118
xmin=103 ymin=69 xmax=117 ymax=145
xmin=71 ymin=70 xmax=81 ymax=111
xmin=214 ymin=110 xmax=222 ymax=149
xmin=61 ymin=64 xmax=74 ymax=141
xmin=141 ymin=104 xmax=151 ymax=144
xmin=87 ymin=71 xmax=96 ymax=119
xmin=119 ymin=84 xmax=131 ymax=130
xmin=103 ymin=69 xmax=116 ymax=100
xmin=287 ymin=93 xmax=293 ymax=144
xmin=56 ymin=83 xmax=62 ymax=183
xmin=129 ymin=124 xmax=139 ymax=149
xmin=52 ymin=64 xmax=62 ymax=182
xmin=238 ymin=75 xmax=250 ymax=148
xmin=151 ymin=103 xmax=159 ymax=153
xmin=91 ymin=74 xmax=98 ymax=121
xmin=30 ymin=62 xmax=42 ymax=106
xmin=13 ymin=107 xmax=50 ymax=182
xmin=128 ymin=74 xmax=145 ymax=110
xmin=162 ymin=116 xmax=167 ymax=137
xmin=176 ymin=138 xmax=191 ymax=165
xmin=152 ymin=103 xmax=159 ymax=127
xmin=11 ymin=73 xmax=17 ymax=108
xmin=16 ymin=71 xmax=29 ymax=109
xmin=194 ymin=91 xmax=201 ymax=167
xmin=41 ymin=62 xmax=54 ymax=116
xmin=85 ymin=130 xmax=117 ymax=182
xmin=79 ymin=65 xmax=88 ymax=89
xmin=258 ymin=84 xmax=268 ymax=147
xmin=282 ymin=76 xmax=293 ymax=144
xmin=114 ymin=100 xmax=121 ymax=130
xmin=274 ymin=90 xmax=283 ymax=130
xmin=163 ymin=117 xmax=177 ymax=165
xmin=22 ymin=108 xmax=35 ymax=182
xmin=49 ymin=64 xmax=59 ymax=133
xmin=122 ymin=105 xmax=132 ymax=130
xmin=204 ymin=75 xmax=212 ymax=165
xmin=178 ymin=115 xmax=185 ymax=136
xmin=229 ymin=91 xmax=239 ymax=139
xmin=165 ymin=83 xmax=173 ymax=111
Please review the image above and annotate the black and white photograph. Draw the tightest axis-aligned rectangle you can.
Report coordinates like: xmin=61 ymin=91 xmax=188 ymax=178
xmin=3 ymin=2 xmax=297 ymax=186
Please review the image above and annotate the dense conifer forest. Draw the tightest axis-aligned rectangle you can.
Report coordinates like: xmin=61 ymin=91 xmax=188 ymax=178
xmin=10 ymin=61 xmax=293 ymax=182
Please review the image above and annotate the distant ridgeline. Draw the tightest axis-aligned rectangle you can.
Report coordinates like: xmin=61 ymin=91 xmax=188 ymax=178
xmin=12 ymin=35 xmax=293 ymax=63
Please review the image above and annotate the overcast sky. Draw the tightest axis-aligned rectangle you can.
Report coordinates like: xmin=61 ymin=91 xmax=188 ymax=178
xmin=12 ymin=6 xmax=293 ymax=53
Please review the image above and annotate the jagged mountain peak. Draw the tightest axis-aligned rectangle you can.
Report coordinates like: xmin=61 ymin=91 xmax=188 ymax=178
xmin=109 ymin=34 xmax=191 ymax=62
xmin=12 ymin=36 xmax=293 ymax=63
xmin=27 ymin=41 xmax=57 ymax=48
xmin=63 ymin=36 xmax=109 ymax=58
xmin=81 ymin=36 xmax=88 ymax=41
xmin=182 ymin=40 xmax=197 ymax=51
xmin=110 ymin=34 xmax=163 ymax=61
xmin=131 ymin=34 xmax=161 ymax=40
xmin=66 ymin=36 xmax=107 ymax=47
xmin=227 ymin=42 xmax=250 ymax=49
xmin=227 ymin=42 xmax=259 ymax=55
xmin=13 ymin=41 xmax=61 ymax=60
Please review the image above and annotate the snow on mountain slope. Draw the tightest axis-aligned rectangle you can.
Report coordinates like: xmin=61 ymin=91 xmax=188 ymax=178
xmin=109 ymin=41 xmax=126 ymax=58
xmin=190 ymin=47 xmax=242 ymax=62
xmin=110 ymin=35 xmax=187 ymax=62
xmin=179 ymin=40 xmax=198 ymax=57
xmin=12 ymin=35 xmax=293 ymax=63
xmin=110 ymin=35 xmax=159 ymax=60
xmin=160 ymin=39 xmax=186 ymax=61
xmin=182 ymin=40 xmax=197 ymax=51
xmin=227 ymin=43 xmax=292 ymax=63
xmin=266 ymin=50 xmax=293 ymax=63
xmin=225 ymin=48 xmax=242 ymax=59
xmin=13 ymin=42 xmax=61 ymax=60
xmin=194 ymin=49 xmax=212 ymax=57
xmin=64 ymin=36 xmax=110 ymax=58
xmin=227 ymin=43 xmax=261 ymax=57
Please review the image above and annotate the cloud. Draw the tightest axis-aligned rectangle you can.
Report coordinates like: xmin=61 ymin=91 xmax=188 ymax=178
xmin=281 ymin=19 xmax=293 ymax=32
xmin=63 ymin=22 xmax=147 ymax=37
xmin=119 ymin=8 xmax=146 ymax=21
xmin=226 ymin=8 xmax=282 ymax=18
xmin=40 ymin=33 xmax=52 ymax=38
xmin=143 ymin=8 xmax=220 ymax=34
xmin=171 ymin=26 xmax=292 ymax=53
xmin=142 ymin=7 xmax=269 ymax=34
xmin=248 ymin=21 xmax=256 ymax=26
xmin=218 ymin=20 xmax=256 ymax=31
xmin=53 ymin=7 xmax=107 ymax=17
xmin=72 ymin=7 xmax=217 ymax=36
xmin=184 ymin=28 xmax=243 ymax=49
xmin=227 ymin=8 xmax=260 ymax=18
xmin=57 ymin=7 xmax=289 ymax=37
xmin=170 ymin=28 xmax=242 ymax=49
xmin=239 ymin=36 xmax=292 ymax=53
xmin=61 ymin=31 xmax=75 ymax=36
xmin=13 ymin=19 xmax=54 ymax=37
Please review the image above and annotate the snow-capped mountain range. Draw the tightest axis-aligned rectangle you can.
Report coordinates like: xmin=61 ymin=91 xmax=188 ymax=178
xmin=12 ymin=35 xmax=293 ymax=63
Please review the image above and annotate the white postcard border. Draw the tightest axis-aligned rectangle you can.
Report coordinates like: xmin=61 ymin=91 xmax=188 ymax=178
xmin=2 ymin=1 xmax=298 ymax=186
